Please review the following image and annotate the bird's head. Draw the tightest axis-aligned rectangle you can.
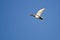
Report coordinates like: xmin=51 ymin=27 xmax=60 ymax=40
xmin=30 ymin=14 xmax=35 ymax=17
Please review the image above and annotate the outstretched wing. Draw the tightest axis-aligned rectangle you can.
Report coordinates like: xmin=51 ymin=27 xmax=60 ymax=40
xmin=36 ymin=8 xmax=45 ymax=16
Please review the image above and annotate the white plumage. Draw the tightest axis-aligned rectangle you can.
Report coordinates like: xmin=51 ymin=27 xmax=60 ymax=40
xmin=30 ymin=8 xmax=45 ymax=20
xmin=36 ymin=8 xmax=45 ymax=16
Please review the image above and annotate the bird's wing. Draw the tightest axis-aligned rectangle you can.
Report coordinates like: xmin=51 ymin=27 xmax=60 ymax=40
xmin=36 ymin=8 xmax=45 ymax=16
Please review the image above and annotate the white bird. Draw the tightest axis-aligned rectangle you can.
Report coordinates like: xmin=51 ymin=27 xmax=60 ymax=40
xmin=30 ymin=8 xmax=45 ymax=20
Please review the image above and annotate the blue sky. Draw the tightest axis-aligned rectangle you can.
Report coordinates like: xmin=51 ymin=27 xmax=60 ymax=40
xmin=1 ymin=0 xmax=60 ymax=40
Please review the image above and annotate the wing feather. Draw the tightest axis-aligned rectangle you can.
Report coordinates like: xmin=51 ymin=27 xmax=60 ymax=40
xmin=36 ymin=8 xmax=45 ymax=16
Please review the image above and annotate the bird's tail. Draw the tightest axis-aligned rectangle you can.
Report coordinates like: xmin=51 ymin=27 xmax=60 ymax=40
xmin=40 ymin=17 xmax=43 ymax=20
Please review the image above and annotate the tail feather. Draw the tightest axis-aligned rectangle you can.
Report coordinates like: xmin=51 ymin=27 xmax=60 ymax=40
xmin=39 ymin=17 xmax=43 ymax=20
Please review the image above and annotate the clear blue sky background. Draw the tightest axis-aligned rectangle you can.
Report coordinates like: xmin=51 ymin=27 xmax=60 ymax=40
xmin=0 ymin=0 xmax=60 ymax=40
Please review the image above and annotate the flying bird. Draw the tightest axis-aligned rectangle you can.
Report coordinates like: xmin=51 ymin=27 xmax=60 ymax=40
xmin=30 ymin=8 xmax=45 ymax=20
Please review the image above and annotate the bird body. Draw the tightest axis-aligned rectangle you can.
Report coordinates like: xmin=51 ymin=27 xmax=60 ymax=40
xmin=30 ymin=8 xmax=45 ymax=20
xmin=35 ymin=15 xmax=40 ymax=18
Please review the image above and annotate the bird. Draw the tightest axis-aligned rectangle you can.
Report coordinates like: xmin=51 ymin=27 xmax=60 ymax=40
xmin=30 ymin=8 xmax=45 ymax=20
